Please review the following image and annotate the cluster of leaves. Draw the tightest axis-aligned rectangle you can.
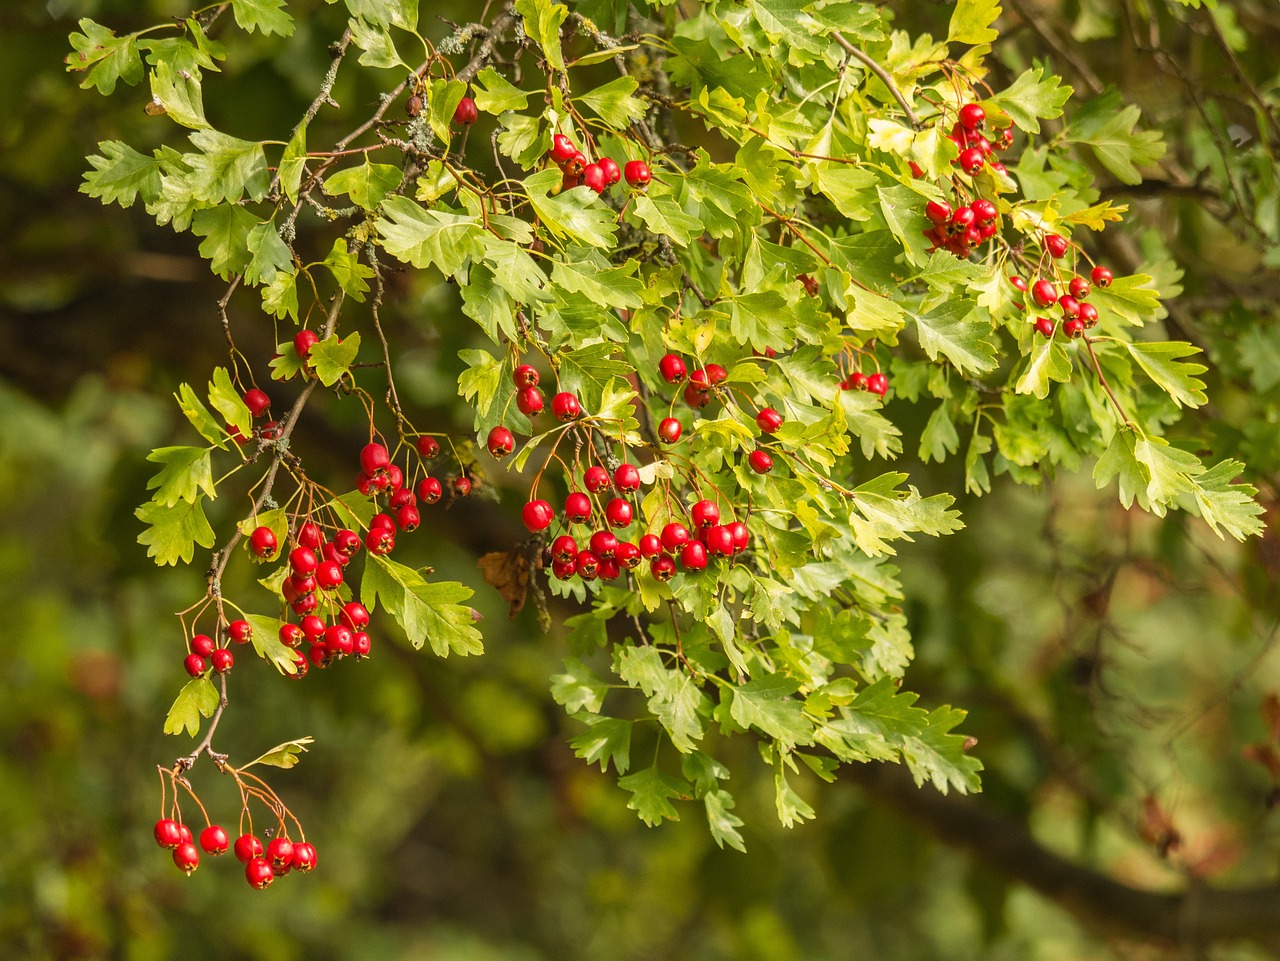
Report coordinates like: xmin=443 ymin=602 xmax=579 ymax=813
xmin=68 ymin=0 xmax=1262 ymax=846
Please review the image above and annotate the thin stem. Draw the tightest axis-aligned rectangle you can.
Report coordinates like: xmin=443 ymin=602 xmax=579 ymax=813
xmin=1082 ymin=335 xmax=1133 ymax=428
xmin=832 ymin=33 xmax=919 ymax=129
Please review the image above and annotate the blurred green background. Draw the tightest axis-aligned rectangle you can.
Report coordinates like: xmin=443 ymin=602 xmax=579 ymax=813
xmin=3 ymin=0 xmax=1280 ymax=958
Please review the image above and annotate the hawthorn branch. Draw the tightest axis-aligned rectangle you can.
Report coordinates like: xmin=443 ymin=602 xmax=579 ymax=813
xmin=845 ymin=761 xmax=1280 ymax=952
xmin=833 ymin=33 xmax=919 ymax=129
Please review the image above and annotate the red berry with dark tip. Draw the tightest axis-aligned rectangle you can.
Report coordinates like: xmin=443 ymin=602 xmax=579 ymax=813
xmin=1079 ymin=302 xmax=1099 ymax=327
xmin=690 ymin=499 xmax=720 ymax=530
xmin=598 ymin=157 xmax=621 ymax=186
xmin=727 ymin=521 xmax=750 ymax=554
xmin=1031 ymin=279 xmax=1058 ymax=308
xmin=1035 ymin=315 xmax=1056 ymax=338
xmin=650 ymin=555 xmax=676 ymax=582
xmin=360 ymin=442 xmax=391 ymax=476
xmin=366 ymin=527 xmax=395 ymax=555
xmin=1059 ymin=295 xmax=1081 ymax=319
xmin=291 ymin=842 xmax=317 ymax=873
xmin=638 ymin=533 xmax=662 ymax=558
xmin=234 ymin=834 xmax=264 ymax=864
xmin=522 ymin=499 xmax=555 ymax=532
xmin=1069 ymin=276 xmax=1091 ymax=300
xmin=452 ymin=476 xmax=472 ymax=497
xmin=684 ymin=383 xmax=711 ymax=409
xmin=658 ymin=354 xmax=687 ymax=383
xmin=173 ymin=842 xmax=200 ymax=875
xmin=971 ymin=198 xmax=997 ymax=223
xmin=925 ymin=200 xmax=952 ymax=225
xmin=513 ymin=364 xmax=540 ymax=389
xmin=582 ymin=163 xmax=607 ymax=194
xmin=416 ymin=435 xmax=440 ymax=459
xmin=576 ymin=550 xmax=600 ymax=580
xmin=227 ymin=619 xmax=253 ymax=645
xmin=300 ymin=615 xmax=326 ymax=641
xmin=680 ymin=540 xmax=708 ymax=571
xmin=958 ymin=147 xmax=984 ymax=175
xmin=958 ymin=103 xmax=986 ymax=129
xmin=154 ymin=818 xmax=183 ymax=849
xmin=704 ymin=525 xmax=734 ymax=556
xmin=452 ymin=95 xmax=478 ymax=126
xmin=658 ymin=418 xmax=682 ymax=443
xmin=550 ymin=134 xmax=576 ymax=164
xmin=487 ymin=425 xmax=515 ymax=458
xmin=199 ymin=825 xmax=230 ymax=856
xmin=615 ymin=541 xmax=641 ymax=570
xmin=516 ymin=386 xmax=544 ymax=416
xmin=584 ymin=465 xmax=610 ymax=492
xmin=756 ymin=408 xmax=783 ymax=434
xmin=210 ymin=648 xmax=233 ymax=674
xmin=605 ymin=498 xmax=633 ymax=529
xmin=279 ymin=623 xmax=304 ymax=648
xmin=551 ymin=535 xmax=578 ymax=563
xmin=564 ymin=492 xmax=592 ymax=525
xmin=190 ymin=634 xmax=215 ymax=658
xmin=589 ymin=530 xmax=619 ymax=558
xmin=245 ymin=857 xmax=275 ymax=889
xmin=340 ymin=601 xmax=370 ymax=632
xmin=614 ymin=463 xmax=640 ymax=491
xmin=552 ymin=392 xmax=581 ymax=422
xmin=1044 ymin=233 xmax=1069 ymax=258
xmin=624 ymin=160 xmax=652 ymax=187
xmin=1091 ymin=265 xmax=1113 ymax=288
xmin=417 ymin=477 xmax=443 ymax=504
xmin=661 ymin=522 xmax=691 ymax=554
xmin=1063 ymin=317 xmax=1086 ymax=338
xmin=249 ymin=526 xmax=277 ymax=558
xmin=748 ymin=449 xmax=774 ymax=474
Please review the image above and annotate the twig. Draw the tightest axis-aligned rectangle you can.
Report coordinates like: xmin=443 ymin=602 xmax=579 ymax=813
xmin=832 ymin=33 xmax=919 ymax=129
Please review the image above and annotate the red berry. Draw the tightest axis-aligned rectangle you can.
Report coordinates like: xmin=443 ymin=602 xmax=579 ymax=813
xmin=958 ymin=103 xmax=986 ymax=129
xmin=1091 ymin=265 xmax=1113 ymax=288
xmin=582 ymin=163 xmax=607 ymax=194
xmin=683 ymin=382 xmax=711 ymax=409
xmin=248 ymin=526 xmax=277 ymax=558
xmin=315 ymin=560 xmax=343 ymax=590
xmin=561 ymin=151 xmax=586 ymax=177
xmin=660 ymin=522 xmax=691 ymax=553
xmin=615 ymin=540 xmax=641 ymax=570
xmin=690 ymin=499 xmax=720 ymax=530
xmin=210 ymin=648 xmax=233 ymax=674
xmin=658 ymin=354 xmax=687 ymax=383
xmin=844 ymin=371 xmax=869 ymax=391
xmin=971 ymin=198 xmax=997 ymax=223
xmin=658 ymin=418 xmax=682 ymax=443
xmin=598 ymin=157 xmax=621 ymax=186
xmin=417 ymin=477 xmax=443 ymax=504
xmin=1079 ymin=302 xmax=1099 ymax=328
xmin=339 ymin=601 xmax=370 ymax=631
xmin=727 ymin=521 xmax=750 ymax=554
xmin=958 ymin=147 xmax=984 ymax=175
xmin=513 ymin=364 xmax=540 ymax=389
xmin=1069 ymin=276 xmax=1091 ymax=301
xmin=227 ymin=619 xmax=253 ymax=644
xmin=199 ymin=825 xmax=230 ymax=856
xmin=564 ymin=492 xmax=592 ymax=525
xmin=1063 ymin=317 xmax=1086 ymax=338
xmin=386 ymin=464 xmax=403 ymax=492
xmin=487 ymin=425 xmax=515 ymax=458
xmin=576 ymin=550 xmax=601 ymax=580
xmin=705 ymin=364 xmax=728 ymax=386
xmin=552 ymin=392 xmax=581 ymax=421
xmin=550 ymin=134 xmax=577 ymax=164
xmin=289 ymin=571 xmax=317 ymax=596
xmin=234 ymin=834 xmax=264 ymax=864
xmin=293 ymin=329 xmax=318 ymax=360
xmin=389 ymin=488 xmax=416 ymax=511
xmin=352 ymin=632 xmax=371 ymax=658
xmin=360 ymin=442 xmax=391 ymax=476
xmin=551 ymin=535 xmax=578 ymax=563
xmin=356 ymin=472 xmax=378 ymax=497
xmin=452 ymin=95 xmax=478 ymax=126
xmin=584 ymin=465 xmax=611 ymax=492
xmin=366 ymin=527 xmax=395 ymax=555
xmin=589 ymin=529 xmax=619 ymax=558
xmin=756 ymin=408 xmax=783 ymax=434
xmin=1058 ymin=295 xmax=1081 ymax=319
xmin=290 ymin=651 xmax=309 ymax=678
xmin=704 ymin=524 xmax=734 ymax=556
xmin=279 ymin=623 xmax=305 ymax=648
xmin=308 ymin=642 xmax=331 ymax=669
xmin=748 ymin=449 xmax=774 ymax=474
xmin=371 ymin=512 xmax=395 ymax=532
xmin=173 ymin=842 xmax=200 ymax=875
xmin=866 ymin=373 xmax=889 ymax=397
xmin=925 ymin=200 xmax=952 ymax=225
xmin=638 ymin=533 xmax=662 ymax=558
xmin=1035 ymin=315 xmax=1056 ymax=338
xmin=416 ymin=435 xmax=440 ymax=459
xmin=289 ymin=547 xmax=317 ymax=575
xmin=154 ymin=818 xmax=183 ymax=849
xmin=551 ymin=558 xmax=577 ymax=579
xmin=599 ymin=556 xmax=621 ymax=581
xmin=604 ymin=498 xmax=633 ymax=529
xmin=245 ymin=857 xmax=275 ymax=889
xmin=1031 ymin=279 xmax=1058 ymax=308
xmin=650 ymin=555 xmax=676 ymax=582
xmin=243 ymin=389 xmax=271 ymax=418
xmin=614 ymin=463 xmax=641 ymax=491
xmin=295 ymin=520 xmax=322 ymax=550
xmin=290 ymin=842 xmax=317 ymax=873
xmin=1044 ymin=233 xmax=1069 ymax=258
xmin=624 ymin=159 xmax=652 ymax=187
xmin=516 ymin=386 xmax=544 ymax=416
xmin=452 ymin=476 xmax=472 ymax=497
xmin=395 ymin=506 xmax=420 ymax=534
xmin=950 ymin=206 xmax=976 ymax=231
xmin=908 ymin=160 xmax=925 ymax=178
xmin=680 ymin=540 xmax=708 ymax=572
xmin=190 ymin=634 xmax=215 ymax=658
xmin=1009 ymin=275 xmax=1029 ymax=293
xmin=300 ymin=615 xmax=326 ymax=641
xmin=522 ymin=499 xmax=555 ymax=532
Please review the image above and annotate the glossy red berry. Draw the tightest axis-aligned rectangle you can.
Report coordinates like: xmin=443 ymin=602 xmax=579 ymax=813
xmin=658 ymin=418 xmax=682 ymax=443
xmin=173 ymin=842 xmax=200 ymax=875
xmin=604 ymin=498 xmax=634 ymax=529
xmin=339 ymin=601 xmax=370 ymax=632
xmin=199 ymin=824 xmax=230 ymax=856
xmin=582 ymin=163 xmax=607 ymax=194
xmin=291 ymin=842 xmax=317 ymax=873
xmin=589 ymin=530 xmax=619 ymax=558
xmin=1031 ymin=279 xmax=1058 ymax=308
xmin=680 ymin=540 xmax=708 ymax=571
xmin=615 ymin=540 xmax=641 ymax=570
xmin=210 ymin=648 xmax=233 ymax=674
xmin=551 ymin=535 xmax=578 ymax=563
xmin=704 ymin=525 xmax=734 ymax=556
xmin=366 ymin=527 xmax=395 ymax=555
xmin=452 ymin=476 xmax=472 ymax=497
xmin=958 ymin=103 xmax=986 ymax=129
xmin=613 ymin=463 xmax=641 ymax=491
xmin=227 ymin=619 xmax=253 ymax=644
xmin=756 ymin=408 xmax=783 ymax=434
xmin=1079 ymin=302 xmax=1099 ymax=327
xmin=1044 ymin=233 xmax=1069 ymax=258
xmin=515 ymin=386 xmax=544 ymax=416
xmin=660 ymin=522 xmax=691 ymax=554
xmin=583 ymin=465 xmax=611 ymax=492
xmin=513 ymin=364 xmax=540 ymax=389
xmin=279 ymin=623 xmax=305 ymax=648
xmin=690 ymin=499 xmax=720 ymax=530
xmin=597 ymin=157 xmax=621 ymax=186
xmin=1009 ymin=275 xmax=1029 ymax=293
xmin=190 ymin=634 xmax=215 ymax=658
xmin=487 ymin=425 xmax=515 ymax=458
xmin=638 ymin=533 xmax=663 ymax=558
xmin=624 ymin=159 xmax=652 ymax=187
xmin=371 ymin=512 xmax=395 ymax=532
xmin=958 ymin=147 xmax=984 ymax=175
xmin=1063 ymin=317 xmax=1086 ymax=338
xmin=266 ymin=837 xmax=294 ymax=873
xmin=293 ymin=329 xmax=318 ymax=360
xmin=748 ymin=449 xmax=774 ymax=474
xmin=396 ymin=505 xmax=421 ymax=532
xmin=658 ymin=354 xmax=687 ymax=383
xmin=243 ymin=389 xmax=271 ymax=418
xmin=452 ymin=95 xmax=478 ymax=126
xmin=300 ymin=615 xmax=326 ymax=642
xmin=925 ymin=199 xmax=952 ymax=225
xmin=576 ymin=550 xmax=601 ymax=580
xmin=866 ymin=373 xmax=889 ymax=397
xmin=234 ymin=834 xmax=264 ymax=864
xmin=650 ymin=555 xmax=676 ymax=582
xmin=247 ymin=526 xmax=276 ymax=559
xmin=683 ymin=382 xmax=711 ymax=409
xmin=1058 ymin=295 xmax=1081 ymax=319
xmin=1035 ymin=315 xmax=1056 ymax=338
xmin=1091 ymin=265 xmax=1113 ymax=288
xmin=417 ymin=477 xmax=443 ymax=504
xmin=1069 ymin=276 xmax=1091 ymax=300
xmin=416 ymin=435 xmax=440 ymax=459
xmin=844 ymin=371 xmax=869 ymax=391
xmin=551 ymin=392 xmax=581 ymax=422
xmin=564 ymin=492 xmax=592 ymax=524
xmin=550 ymin=134 xmax=577 ymax=164
xmin=352 ymin=632 xmax=371 ymax=658
xmin=550 ymin=558 xmax=576 ymax=579
xmin=727 ymin=521 xmax=750 ymax=554
xmin=296 ymin=520 xmax=322 ymax=550
xmin=245 ymin=857 xmax=275 ymax=889
xmin=522 ymin=499 xmax=555 ymax=532
xmin=971 ymin=198 xmax=997 ymax=223
xmin=154 ymin=818 xmax=183 ymax=849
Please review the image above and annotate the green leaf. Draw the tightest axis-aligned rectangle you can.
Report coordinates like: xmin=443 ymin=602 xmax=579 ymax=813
xmin=577 ymin=75 xmax=648 ymax=127
xmin=919 ymin=403 xmax=959 ymax=464
xmin=1088 ymin=273 xmax=1163 ymax=326
xmin=948 ymin=0 xmax=1002 ymax=45
xmin=309 ymin=332 xmax=361 ymax=387
xmin=66 ymin=19 xmax=143 ymax=95
xmin=323 ymin=239 xmax=374 ymax=301
xmin=1133 ymin=434 xmax=1202 ymax=507
xmin=1093 ymin=427 xmax=1147 ymax=509
xmin=427 ymin=78 xmax=467 ymax=145
xmin=262 ymin=270 xmax=299 ymax=321
xmin=192 ymin=204 xmax=257 ymax=279
xmin=163 ymin=676 xmax=219 ymax=736
xmin=323 ymin=160 xmax=403 ymax=211
xmin=631 ymin=193 xmax=705 ymax=246
xmin=773 ymin=753 xmax=816 ymax=827
xmin=615 ymin=645 xmax=708 ymax=753
xmin=339 ymin=0 xmax=418 ymax=29
xmin=551 ymin=658 xmax=608 ymax=714
xmin=550 ymin=252 xmax=643 ymax=310
xmin=1121 ymin=340 xmax=1207 ymax=408
xmin=136 ymin=497 xmax=216 ymax=567
xmin=208 ymin=367 xmax=253 ymax=440
xmin=1067 ymin=89 xmax=1166 ymax=185
xmin=841 ymin=391 xmax=903 ymax=459
xmin=1193 ymin=460 xmax=1265 ymax=542
xmin=187 ymin=130 xmax=270 ymax=204
xmin=280 ymin=123 xmax=307 ymax=205
xmin=849 ymin=473 xmax=964 ymax=556
xmin=705 ymin=790 xmax=747 ymax=851
xmin=175 ymin=382 xmax=228 ymax=448
xmin=361 ymin=554 xmax=484 ymax=656
xmin=243 ymin=612 xmax=300 ymax=675
xmin=569 ymin=714 xmax=632 ymax=773
xmin=231 ymin=0 xmax=294 ymax=36
xmin=877 ymin=185 xmax=934 ymax=266
xmin=719 ymin=674 xmax=814 ymax=748
xmin=515 ymin=0 xmax=568 ymax=73
xmin=349 ymin=15 xmax=405 ymax=69
xmin=618 ymin=765 xmax=689 ymax=826
xmin=242 ymin=737 xmax=314 ymax=770
xmin=1014 ymin=339 xmax=1072 ymax=399
xmin=900 ymin=706 xmax=983 ymax=794
xmin=556 ymin=343 xmax=631 ymax=411
xmin=524 ymin=169 xmax=617 ymax=248
xmin=991 ymin=67 xmax=1072 ymax=135
xmin=149 ymin=59 xmax=209 ymax=129
xmin=244 ymin=220 xmax=294 ymax=287
xmin=145 ymin=446 xmax=214 ymax=506
xmin=472 ymin=66 xmax=530 ymax=113
xmin=377 ymin=197 xmax=486 ymax=274
xmin=913 ymin=300 xmax=998 ymax=374
xmin=81 ymin=141 xmax=162 ymax=208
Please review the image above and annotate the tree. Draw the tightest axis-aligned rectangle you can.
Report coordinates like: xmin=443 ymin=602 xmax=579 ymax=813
xmin=2 ymin=0 xmax=1279 ymax=956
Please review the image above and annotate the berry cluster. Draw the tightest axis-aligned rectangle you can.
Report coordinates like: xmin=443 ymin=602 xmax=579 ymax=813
xmin=549 ymin=133 xmax=650 ymax=195
xmin=182 ymin=626 xmax=244 ymax=678
xmin=1011 ymin=262 xmax=1112 ymax=339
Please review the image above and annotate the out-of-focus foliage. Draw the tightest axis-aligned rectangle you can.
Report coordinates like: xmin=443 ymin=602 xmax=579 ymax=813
xmin=2 ymin=0 xmax=1280 ymax=959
